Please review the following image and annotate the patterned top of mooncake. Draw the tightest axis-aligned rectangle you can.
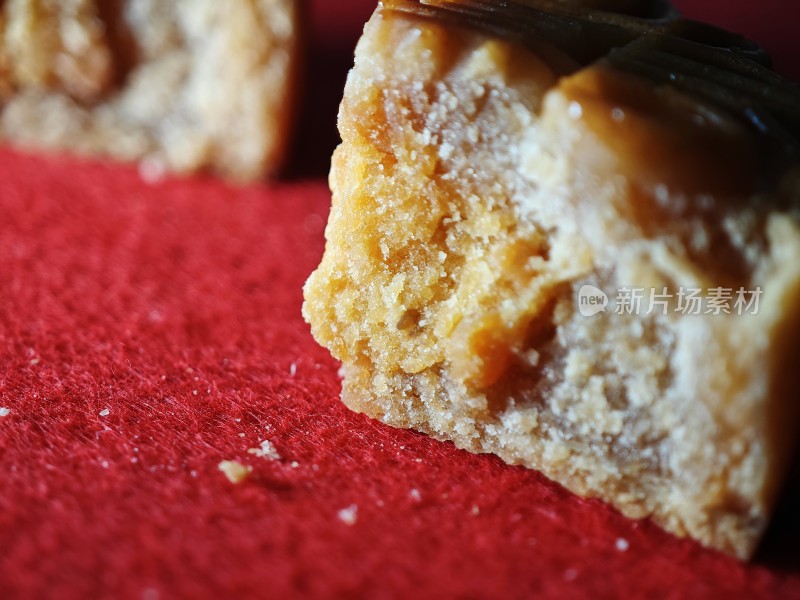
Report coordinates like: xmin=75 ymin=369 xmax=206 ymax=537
xmin=383 ymin=0 xmax=800 ymax=163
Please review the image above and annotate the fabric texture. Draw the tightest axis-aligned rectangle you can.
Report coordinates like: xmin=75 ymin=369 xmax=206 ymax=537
xmin=1 ymin=1 xmax=798 ymax=598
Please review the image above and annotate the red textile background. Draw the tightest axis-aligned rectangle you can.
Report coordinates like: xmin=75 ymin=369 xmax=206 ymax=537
xmin=1 ymin=1 xmax=799 ymax=598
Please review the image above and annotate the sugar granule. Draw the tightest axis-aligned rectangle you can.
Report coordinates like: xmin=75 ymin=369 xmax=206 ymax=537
xmin=248 ymin=440 xmax=281 ymax=460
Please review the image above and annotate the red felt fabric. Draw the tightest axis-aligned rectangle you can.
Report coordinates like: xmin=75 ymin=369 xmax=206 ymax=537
xmin=1 ymin=1 xmax=799 ymax=598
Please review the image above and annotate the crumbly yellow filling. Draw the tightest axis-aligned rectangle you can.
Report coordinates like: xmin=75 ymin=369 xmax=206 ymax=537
xmin=303 ymin=10 xmax=800 ymax=559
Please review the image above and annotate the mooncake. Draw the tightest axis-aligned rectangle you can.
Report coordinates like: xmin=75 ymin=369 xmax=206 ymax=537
xmin=304 ymin=0 xmax=800 ymax=558
xmin=0 ymin=0 xmax=302 ymax=180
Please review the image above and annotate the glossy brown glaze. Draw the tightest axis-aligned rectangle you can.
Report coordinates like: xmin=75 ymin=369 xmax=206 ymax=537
xmin=560 ymin=65 xmax=760 ymax=195
xmin=382 ymin=0 xmax=800 ymax=188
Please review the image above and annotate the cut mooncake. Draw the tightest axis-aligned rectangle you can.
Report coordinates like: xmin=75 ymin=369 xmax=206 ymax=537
xmin=0 ymin=0 xmax=302 ymax=181
xmin=304 ymin=0 xmax=800 ymax=559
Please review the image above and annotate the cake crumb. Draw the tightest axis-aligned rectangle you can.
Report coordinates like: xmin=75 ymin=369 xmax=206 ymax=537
xmin=410 ymin=488 xmax=422 ymax=502
xmin=0 ymin=408 xmax=10 ymax=417
xmin=615 ymin=537 xmax=630 ymax=552
xmin=290 ymin=362 xmax=297 ymax=376
xmin=471 ymin=505 xmax=480 ymax=516
xmin=338 ymin=504 xmax=358 ymax=525
xmin=99 ymin=408 xmax=110 ymax=417
xmin=248 ymin=439 xmax=281 ymax=460
xmin=218 ymin=460 xmax=252 ymax=484
xmin=290 ymin=461 xmax=300 ymax=468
